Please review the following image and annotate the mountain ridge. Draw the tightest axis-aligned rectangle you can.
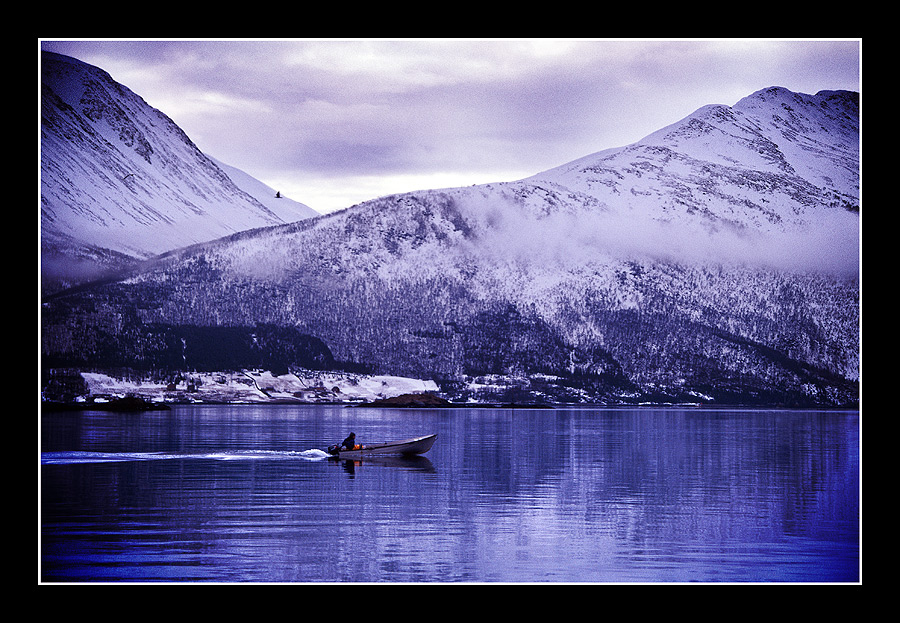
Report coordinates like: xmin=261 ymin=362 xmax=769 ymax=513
xmin=40 ymin=51 xmax=318 ymax=293
xmin=40 ymin=54 xmax=860 ymax=407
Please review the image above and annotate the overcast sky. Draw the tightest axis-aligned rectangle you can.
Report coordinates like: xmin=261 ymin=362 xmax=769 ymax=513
xmin=40 ymin=39 xmax=861 ymax=214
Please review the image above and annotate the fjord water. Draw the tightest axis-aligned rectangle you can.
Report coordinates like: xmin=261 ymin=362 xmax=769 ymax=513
xmin=40 ymin=405 xmax=859 ymax=583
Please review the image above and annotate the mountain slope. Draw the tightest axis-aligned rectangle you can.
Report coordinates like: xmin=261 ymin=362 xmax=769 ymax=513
xmin=518 ymin=87 xmax=858 ymax=266
xmin=40 ymin=51 xmax=317 ymax=291
xmin=41 ymin=83 xmax=860 ymax=407
xmin=207 ymin=156 xmax=318 ymax=223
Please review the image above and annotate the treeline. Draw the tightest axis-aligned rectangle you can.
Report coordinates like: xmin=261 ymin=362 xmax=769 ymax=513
xmin=42 ymin=292 xmax=347 ymax=376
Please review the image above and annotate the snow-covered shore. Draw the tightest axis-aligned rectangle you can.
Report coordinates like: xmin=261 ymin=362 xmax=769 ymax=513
xmin=70 ymin=369 xmax=440 ymax=406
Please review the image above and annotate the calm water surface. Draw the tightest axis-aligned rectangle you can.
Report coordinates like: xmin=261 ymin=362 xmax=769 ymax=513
xmin=40 ymin=405 xmax=860 ymax=583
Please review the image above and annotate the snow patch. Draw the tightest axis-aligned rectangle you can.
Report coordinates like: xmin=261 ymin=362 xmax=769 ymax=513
xmin=77 ymin=370 xmax=439 ymax=405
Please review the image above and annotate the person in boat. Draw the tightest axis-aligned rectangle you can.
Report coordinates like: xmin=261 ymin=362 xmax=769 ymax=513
xmin=341 ymin=432 xmax=359 ymax=451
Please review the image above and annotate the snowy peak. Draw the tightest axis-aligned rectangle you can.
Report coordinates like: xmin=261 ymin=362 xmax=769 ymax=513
xmin=730 ymin=87 xmax=859 ymax=194
xmin=732 ymin=85 xmax=858 ymax=125
xmin=40 ymin=51 xmax=317 ymax=274
xmin=523 ymin=86 xmax=859 ymax=244
xmin=640 ymin=87 xmax=858 ymax=172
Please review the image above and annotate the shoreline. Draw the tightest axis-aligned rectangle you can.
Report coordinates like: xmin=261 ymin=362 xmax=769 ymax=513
xmin=40 ymin=394 xmax=859 ymax=413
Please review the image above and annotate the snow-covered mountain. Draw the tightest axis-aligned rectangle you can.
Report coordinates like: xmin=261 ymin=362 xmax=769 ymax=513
xmin=40 ymin=51 xmax=317 ymax=292
xmin=41 ymin=66 xmax=860 ymax=407
xmin=530 ymin=86 xmax=858 ymax=227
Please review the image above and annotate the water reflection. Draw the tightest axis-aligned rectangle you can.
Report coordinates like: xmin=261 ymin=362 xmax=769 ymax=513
xmin=41 ymin=406 xmax=859 ymax=583
xmin=330 ymin=455 xmax=436 ymax=476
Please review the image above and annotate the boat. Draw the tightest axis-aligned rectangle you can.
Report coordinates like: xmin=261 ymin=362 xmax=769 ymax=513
xmin=326 ymin=434 xmax=437 ymax=459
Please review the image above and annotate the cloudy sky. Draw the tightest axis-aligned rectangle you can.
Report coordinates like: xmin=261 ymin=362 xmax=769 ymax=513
xmin=40 ymin=39 xmax=861 ymax=214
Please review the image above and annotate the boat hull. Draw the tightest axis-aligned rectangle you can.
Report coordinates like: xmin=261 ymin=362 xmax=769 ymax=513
xmin=331 ymin=434 xmax=436 ymax=459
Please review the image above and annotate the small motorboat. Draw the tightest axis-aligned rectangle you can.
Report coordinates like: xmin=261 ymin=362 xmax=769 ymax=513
xmin=326 ymin=434 xmax=436 ymax=459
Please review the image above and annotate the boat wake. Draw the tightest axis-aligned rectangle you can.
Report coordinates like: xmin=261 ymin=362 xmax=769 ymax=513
xmin=41 ymin=448 xmax=331 ymax=465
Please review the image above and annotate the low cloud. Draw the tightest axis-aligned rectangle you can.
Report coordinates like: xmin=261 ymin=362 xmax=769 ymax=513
xmin=459 ymin=193 xmax=860 ymax=277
